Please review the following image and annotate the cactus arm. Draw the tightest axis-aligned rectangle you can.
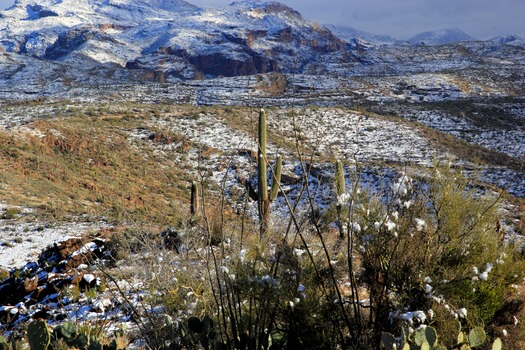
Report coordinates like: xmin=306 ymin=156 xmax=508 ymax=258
xmin=269 ymin=154 xmax=282 ymax=201
xmin=257 ymin=109 xmax=268 ymax=203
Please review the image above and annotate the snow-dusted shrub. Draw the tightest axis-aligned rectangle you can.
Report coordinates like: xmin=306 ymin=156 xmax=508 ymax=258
xmin=333 ymin=162 xmax=525 ymax=347
xmin=206 ymin=237 xmax=342 ymax=350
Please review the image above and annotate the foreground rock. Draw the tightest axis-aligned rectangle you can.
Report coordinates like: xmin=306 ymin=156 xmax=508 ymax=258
xmin=0 ymin=229 xmax=115 ymax=329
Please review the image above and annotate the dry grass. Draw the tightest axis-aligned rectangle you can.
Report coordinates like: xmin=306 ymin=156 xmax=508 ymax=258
xmin=362 ymin=107 xmax=524 ymax=170
xmin=0 ymin=105 xmax=192 ymax=225
xmin=414 ymin=122 xmax=523 ymax=169
xmin=0 ymin=102 xmax=303 ymax=230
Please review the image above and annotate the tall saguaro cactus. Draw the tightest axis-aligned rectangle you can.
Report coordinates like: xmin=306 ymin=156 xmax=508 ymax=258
xmin=256 ymin=109 xmax=282 ymax=238
xmin=335 ymin=159 xmax=346 ymax=239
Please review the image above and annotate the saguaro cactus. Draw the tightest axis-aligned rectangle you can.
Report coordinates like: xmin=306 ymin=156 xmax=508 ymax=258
xmin=335 ymin=159 xmax=346 ymax=199
xmin=256 ymin=109 xmax=282 ymax=238
xmin=335 ymin=159 xmax=346 ymax=239
xmin=190 ymin=181 xmax=199 ymax=216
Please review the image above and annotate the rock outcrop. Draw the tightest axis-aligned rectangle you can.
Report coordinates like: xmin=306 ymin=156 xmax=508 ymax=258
xmin=0 ymin=231 xmax=113 ymax=327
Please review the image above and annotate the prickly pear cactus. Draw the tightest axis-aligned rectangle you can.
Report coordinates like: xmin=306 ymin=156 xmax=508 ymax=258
xmin=0 ymin=336 xmax=8 ymax=350
xmin=186 ymin=315 xmax=217 ymax=349
xmin=380 ymin=332 xmax=396 ymax=349
xmin=187 ymin=316 xmax=203 ymax=333
xmin=27 ymin=320 xmax=51 ymax=350
xmin=424 ymin=326 xmax=438 ymax=347
xmin=469 ymin=326 xmax=486 ymax=348
xmin=414 ymin=327 xmax=427 ymax=346
xmin=87 ymin=340 xmax=103 ymax=350
xmin=492 ymin=337 xmax=502 ymax=350
xmin=53 ymin=321 xmax=76 ymax=340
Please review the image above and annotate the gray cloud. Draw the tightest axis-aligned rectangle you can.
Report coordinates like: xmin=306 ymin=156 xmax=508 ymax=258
xmin=1 ymin=0 xmax=523 ymax=39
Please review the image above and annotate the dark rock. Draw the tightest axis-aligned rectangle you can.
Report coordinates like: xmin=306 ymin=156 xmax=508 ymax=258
xmin=31 ymin=307 xmax=50 ymax=320
xmin=70 ymin=272 xmax=84 ymax=286
xmin=277 ymin=27 xmax=293 ymax=43
xmin=38 ymin=237 xmax=82 ymax=266
xmin=44 ymin=26 xmax=96 ymax=60
xmin=493 ymin=299 xmax=524 ymax=325
xmin=0 ymin=278 xmax=19 ymax=305
xmin=188 ymin=52 xmax=279 ymax=77
xmin=79 ymin=273 xmax=99 ymax=290
xmin=26 ymin=5 xmax=58 ymax=19
xmin=161 ymin=227 xmax=181 ymax=253
xmin=20 ymin=262 xmax=39 ymax=275
xmin=0 ymin=232 xmax=115 ymax=330
xmin=281 ymin=173 xmax=301 ymax=185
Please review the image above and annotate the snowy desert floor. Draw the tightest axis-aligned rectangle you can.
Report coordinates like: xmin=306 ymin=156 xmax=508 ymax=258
xmin=0 ymin=100 xmax=524 ymax=348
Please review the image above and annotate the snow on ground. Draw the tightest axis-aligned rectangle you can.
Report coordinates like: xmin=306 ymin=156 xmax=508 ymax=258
xmin=267 ymin=108 xmax=445 ymax=165
xmin=1 ymin=102 xmax=524 ymax=271
xmin=0 ymin=204 xmax=109 ymax=269
xmin=124 ymin=107 xmax=453 ymax=228
xmin=402 ymin=110 xmax=525 ymax=159
xmin=0 ymin=101 xmax=523 ymax=345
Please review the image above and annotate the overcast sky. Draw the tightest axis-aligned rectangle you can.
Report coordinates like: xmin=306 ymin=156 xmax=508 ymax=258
xmin=1 ymin=0 xmax=523 ymax=40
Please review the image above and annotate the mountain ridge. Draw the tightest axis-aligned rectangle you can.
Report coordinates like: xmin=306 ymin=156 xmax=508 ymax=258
xmin=407 ymin=28 xmax=475 ymax=45
xmin=0 ymin=0 xmax=345 ymax=78
xmin=0 ymin=0 xmax=523 ymax=92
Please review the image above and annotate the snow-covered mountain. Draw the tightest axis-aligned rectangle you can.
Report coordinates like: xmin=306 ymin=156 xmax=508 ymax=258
xmin=324 ymin=24 xmax=406 ymax=47
xmin=0 ymin=0 xmax=524 ymax=95
xmin=408 ymin=28 xmax=475 ymax=45
xmin=0 ymin=0 xmax=344 ymax=79
xmin=490 ymin=35 xmax=525 ymax=48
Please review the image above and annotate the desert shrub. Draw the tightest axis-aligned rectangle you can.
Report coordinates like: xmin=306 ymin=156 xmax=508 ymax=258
xmin=256 ymin=73 xmax=288 ymax=96
xmin=2 ymin=207 xmax=21 ymax=220
xmin=54 ymin=157 xmax=522 ymax=350
xmin=203 ymin=237 xmax=342 ymax=350
xmin=328 ymin=163 xmax=525 ymax=348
